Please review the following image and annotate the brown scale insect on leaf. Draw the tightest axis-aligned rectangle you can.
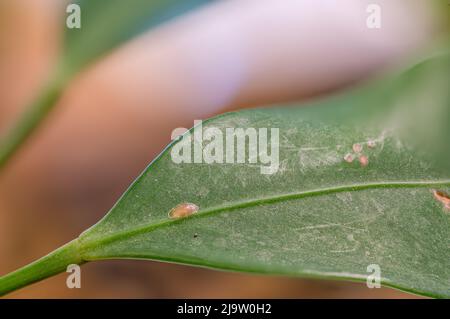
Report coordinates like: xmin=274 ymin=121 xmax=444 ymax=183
xmin=367 ymin=140 xmax=376 ymax=148
xmin=168 ymin=203 xmax=199 ymax=219
xmin=352 ymin=143 xmax=363 ymax=153
xmin=359 ymin=155 xmax=369 ymax=167
xmin=432 ymin=190 xmax=450 ymax=211
xmin=344 ymin=153 xmax=354 ymax=163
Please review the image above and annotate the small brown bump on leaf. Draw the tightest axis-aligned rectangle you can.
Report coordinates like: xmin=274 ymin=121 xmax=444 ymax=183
xmin=353 ymin=143 xmax=363 ymax=153
xmin=168 ymin=203 xmax=199 ymax=219
xmin=344 ymin=153 xmax=354 ymax=163
xmin=432 ymin=190 xmax=450 ymax=211
xmin=194 ymin=233 xmax=198 ymax=238
xmin=359 ymin=155 xmax=369 ymax=167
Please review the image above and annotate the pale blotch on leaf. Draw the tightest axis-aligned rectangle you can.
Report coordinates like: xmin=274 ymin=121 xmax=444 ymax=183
xmin=352 ymin=143 xmax=363 ymax=153
xmin=359 ymin=155 xmax=369 ymax=167
xmin=432 ymin=190 xmax=450 ymax=211
xmin=168 ymin=203 xmax=199 ymax=219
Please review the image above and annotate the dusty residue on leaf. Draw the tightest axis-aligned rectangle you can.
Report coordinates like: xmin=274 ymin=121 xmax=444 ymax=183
xmin=298 ymin=148 xmax=342 ymax=172
xmin=168 ymin=203 xmax=199 ymax=219
xmin=432 ymin=190 xmax=450 ymax=211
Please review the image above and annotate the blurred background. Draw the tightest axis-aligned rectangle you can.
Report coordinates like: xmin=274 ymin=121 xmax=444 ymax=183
xmin=0 ymin=0 xmax=445 ymax=298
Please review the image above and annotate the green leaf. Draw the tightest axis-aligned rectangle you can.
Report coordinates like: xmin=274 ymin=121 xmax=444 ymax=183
xmin=0 ymin=0 xmax=214 ymax=170
xmin=1 ymin=48 xmax=449 ymax=297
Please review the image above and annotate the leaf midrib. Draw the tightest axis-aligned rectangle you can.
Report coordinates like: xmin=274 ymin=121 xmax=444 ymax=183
xmin=79 ymin=180 xmax=450 ymax=257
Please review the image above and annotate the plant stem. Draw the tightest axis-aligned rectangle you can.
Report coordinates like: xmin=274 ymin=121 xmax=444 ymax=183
xmin=0 ymin=239 xmax=82 ymax=296
xmin=0 ymin=76 xmax=65 ymax=171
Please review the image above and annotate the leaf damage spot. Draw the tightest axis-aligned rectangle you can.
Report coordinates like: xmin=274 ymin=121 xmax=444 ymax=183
xmin=168 ymin=203 xmax=199 ymax=219
xmin=432 ymin=190 xmax=450 ymax=211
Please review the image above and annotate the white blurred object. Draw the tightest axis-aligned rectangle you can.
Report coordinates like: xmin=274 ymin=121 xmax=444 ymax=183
xmin=89 ymin=0 xmax=440 ymax=117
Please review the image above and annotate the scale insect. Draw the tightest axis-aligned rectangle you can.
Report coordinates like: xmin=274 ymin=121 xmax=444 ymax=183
xmin=352 ymin=143 xmax=363 ymax=153
xmin=168 ymin=203 xmax=200 ymax=219
xmin=344 ymin=153 xmax=354 ymax=163
xmin=359 ymin=155 xmax=369 ymax=167
xmin=432 ymin=190 xmax=450 ymax=211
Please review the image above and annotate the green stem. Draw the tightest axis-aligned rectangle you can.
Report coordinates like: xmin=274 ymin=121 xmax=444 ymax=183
xmin=0 ymin=239 xmax=83 ymax=296
xmin=0 ymin=76 xmax=65 ymax=171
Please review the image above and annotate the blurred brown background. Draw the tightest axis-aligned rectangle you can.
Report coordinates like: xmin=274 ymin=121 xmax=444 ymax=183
xmin=0 ymin=0 xmax=442 ymax=298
